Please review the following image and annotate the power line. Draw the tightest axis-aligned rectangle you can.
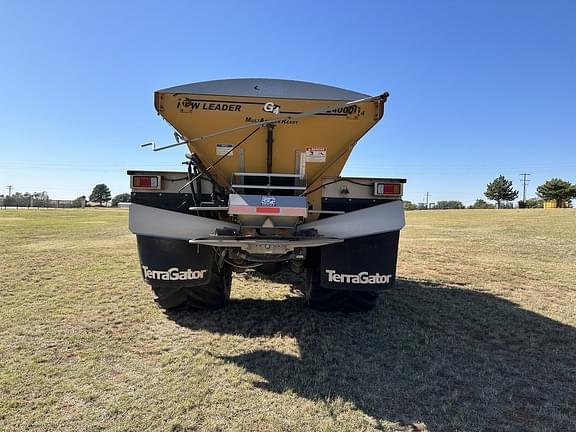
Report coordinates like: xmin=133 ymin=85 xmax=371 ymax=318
xmin=520 ymin=173 xmax=531 ymax=202
xmin=6 ymin=185 xmax=13 ymax=197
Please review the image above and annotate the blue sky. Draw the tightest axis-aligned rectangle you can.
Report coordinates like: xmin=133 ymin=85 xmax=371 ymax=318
xmin=1 ymin=1 xmax=575 ymax=204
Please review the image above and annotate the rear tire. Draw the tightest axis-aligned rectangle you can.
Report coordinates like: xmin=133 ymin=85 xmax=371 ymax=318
xmin=152 ymin=286 xmax=188 ymax=310
xmin=345 ymin=290 xmax=379 ymax=312
xmin=304 ymin=267 xmax=344 ymax=311
xmin=152 ymin=261 xmax=232 ymax=311
xmin=304 ymin=249 xmax=380 ymax=312
xmin=304 ymin=249 xmax=342 ymax=311
xmin=185 ymin=263 xmax=232 ymax=310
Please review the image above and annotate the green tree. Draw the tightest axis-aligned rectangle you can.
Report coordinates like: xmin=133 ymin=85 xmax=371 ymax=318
xmin=32 ymin=191 xmax=49 ymax=202
xmin=525 ymin=197 xmax=544 ymax=208
xmin=536 ymin=178 xmax=576 ymax=208
xmin=31 ymin=191 xmax=49 ymax=207
xmin=3 ymin=195 xmax=16 ymax=207
xmin=89 ymin=184 xmax=111 ymax=206
xmin=403 ymin=200 xmax=417 ymax=211
xmin=111 ymin=193 xmax=131 ymax=207
xmin=469 ymin=199 xmax=495 ymax=209
xmin=72 ymin=195 xmax=87 ymax=208
xmin=484 ymin=175 xmax=518 ymax=208
xmin=435 ymin=200 xmax=465 ymax=209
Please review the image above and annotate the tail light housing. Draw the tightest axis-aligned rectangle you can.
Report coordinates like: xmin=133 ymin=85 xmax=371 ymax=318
xmin=374 ymin=182 xmax=402 ymax=197
xmin=131 ymin=175 xmax=161 ymax=190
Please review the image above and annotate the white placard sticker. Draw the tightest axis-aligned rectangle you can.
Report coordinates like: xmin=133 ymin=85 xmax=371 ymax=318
xmin=305 ymin=147 xmax=327 ymax=163
xmin=216 ymin=143 xmax=234 ymax=156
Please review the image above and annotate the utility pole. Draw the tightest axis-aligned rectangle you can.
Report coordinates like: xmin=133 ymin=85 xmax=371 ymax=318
xmin=520 ymin=173 xmax=531 ymax=203
xmin=7 ymin=185 xmax=13 ymax=197
xmin=425 ymin=192 xmax=431 ymax=209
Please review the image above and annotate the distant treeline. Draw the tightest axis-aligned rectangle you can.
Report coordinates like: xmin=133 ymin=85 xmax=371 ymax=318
xmin=405 ymin=175 xmax=576 ymax=210
xmin=404 ymin=198 xmax=547 ymax=211
xmin=0 ymin=192 xmax=86 ymax=208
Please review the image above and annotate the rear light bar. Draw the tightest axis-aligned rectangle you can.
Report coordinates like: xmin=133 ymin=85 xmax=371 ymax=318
xmin=229 ymin=205 xmax=307 ymax=217
xmin=131 ymin=175 xmax=161 ymax=190
xmin=374 ymin=182 xmax=402 ymax=197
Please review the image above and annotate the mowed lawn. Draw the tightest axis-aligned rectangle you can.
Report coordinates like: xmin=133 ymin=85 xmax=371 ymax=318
xmin=1 ymin=208 xmax=575 ymax=432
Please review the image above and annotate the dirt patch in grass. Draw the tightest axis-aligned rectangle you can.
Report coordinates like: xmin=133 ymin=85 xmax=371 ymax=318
xmin=0 ymin=208 xmax=575 ymax=431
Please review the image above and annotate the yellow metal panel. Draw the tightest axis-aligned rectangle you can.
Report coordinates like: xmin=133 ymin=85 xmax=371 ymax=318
xmin=155 ymin=91 xmax=385 ymax=210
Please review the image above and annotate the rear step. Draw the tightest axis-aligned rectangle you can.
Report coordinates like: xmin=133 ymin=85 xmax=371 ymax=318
xmin=189 ymin=236 xmax=342 ymax=255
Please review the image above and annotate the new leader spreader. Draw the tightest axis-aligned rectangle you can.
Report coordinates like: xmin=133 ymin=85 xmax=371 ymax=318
xmin=129 ymin=79 xmax=405 ymax=311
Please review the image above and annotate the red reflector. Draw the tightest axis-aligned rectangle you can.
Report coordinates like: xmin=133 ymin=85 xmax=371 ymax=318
xmin=383 ymin=184 xmax=400 ymax=194
xmin=133 ymin=175 xmax=159 ymax=189
xmin=137 ymin=177 xmax=150 ymax=187
xmin=256 ymin=207 xmax=280 ymax=214
xmin=375 ymin=182 xmax=401 ymax=196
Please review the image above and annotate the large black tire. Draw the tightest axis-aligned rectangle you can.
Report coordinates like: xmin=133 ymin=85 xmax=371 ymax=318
xmin=152 ymin=261 xmax=232 ymax=311
xmin=304 ymin=261 xmax=344 ymax=311
xmin=152 ymin=286 xmax=189 ymax=310
xmin=185 ymin=262 xmax=232 ymax=310
xmin=344 ymin=290 xmax=379 ymax=312
xmin=304 ymin=250 xmax=380 ymax=312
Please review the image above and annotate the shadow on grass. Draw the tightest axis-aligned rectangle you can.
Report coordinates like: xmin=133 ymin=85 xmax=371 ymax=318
xmin=168 ymin=277 xmax=576 ymax=432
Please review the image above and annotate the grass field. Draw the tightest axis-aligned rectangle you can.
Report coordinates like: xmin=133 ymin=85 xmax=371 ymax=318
xmin=1 ymin=208 xmax=575 ymax=431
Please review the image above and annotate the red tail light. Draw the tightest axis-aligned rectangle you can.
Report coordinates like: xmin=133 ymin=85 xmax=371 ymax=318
xmin=132 ymin=175 xmax=161 ymax=190
xmin=374 ymin=182 xmax=402 ymax=196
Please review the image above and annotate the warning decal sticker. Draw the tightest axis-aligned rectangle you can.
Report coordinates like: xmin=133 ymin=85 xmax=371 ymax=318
xmin=305 ymin=147 xmax=327 ymax=163
xmin=216 ymin=144 xmax=234 ymax=156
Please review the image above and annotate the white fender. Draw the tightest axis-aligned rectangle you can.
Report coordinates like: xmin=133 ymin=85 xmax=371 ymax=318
xmin=129 ymin=204 xmax=239 ymax=240
xmin=297 ymin=200 xmax=405 ymax=239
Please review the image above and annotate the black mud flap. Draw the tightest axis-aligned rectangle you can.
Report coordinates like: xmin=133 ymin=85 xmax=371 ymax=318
xmin=136 ymin=235 xmax=214 ymax=288
xmin=319 ymin=231 xmax=400 ymax=291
